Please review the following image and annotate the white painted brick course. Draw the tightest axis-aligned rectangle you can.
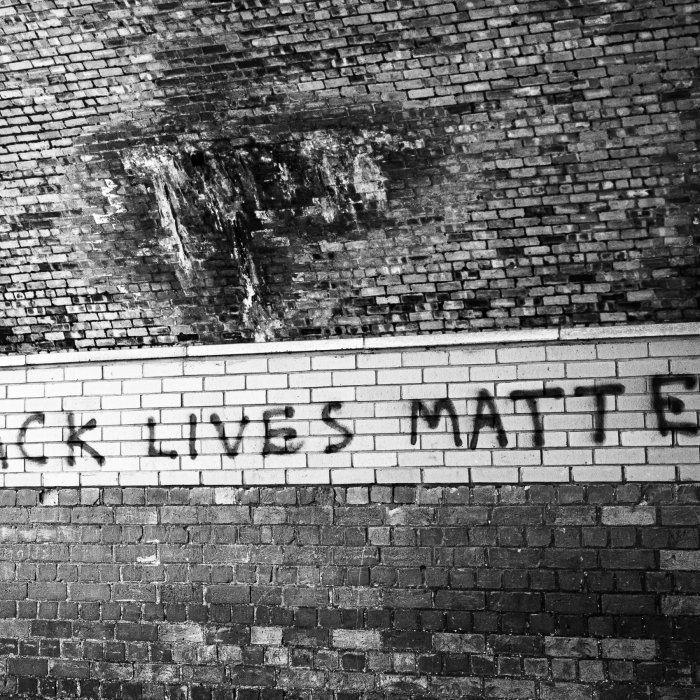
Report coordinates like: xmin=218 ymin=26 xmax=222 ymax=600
xmin=0 ymin=327 xmax=693 ymax=488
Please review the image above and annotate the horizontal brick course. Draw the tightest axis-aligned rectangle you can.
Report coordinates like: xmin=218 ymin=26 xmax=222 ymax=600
xmin=0 ymin=330 xmax=694 ymax=487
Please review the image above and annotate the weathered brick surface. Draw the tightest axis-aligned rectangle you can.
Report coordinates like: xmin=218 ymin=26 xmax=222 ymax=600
xmin=1 ymin=0 xmax=700 ymax=352
xmin=0 ymin=484 xmax=697 ymax=698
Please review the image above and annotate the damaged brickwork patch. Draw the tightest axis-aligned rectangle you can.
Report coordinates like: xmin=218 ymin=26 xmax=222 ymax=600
xmin=120 ymin=130 xmax=400 ymax=342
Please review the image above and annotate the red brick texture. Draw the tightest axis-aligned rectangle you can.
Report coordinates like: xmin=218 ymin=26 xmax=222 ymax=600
xmin=0 ymin=484 xmax=699 ymax=699
xmin=1 ymin=0 xmax=699 ymax=352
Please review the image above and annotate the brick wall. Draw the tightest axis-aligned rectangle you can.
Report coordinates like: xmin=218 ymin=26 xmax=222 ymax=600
xmin=1 ymin=483 xmax=700 ymax=700
xmin=0 ymin=324 xmax=697 ymax=489
xmin=2 ymin=0 xmax=700 ymax=351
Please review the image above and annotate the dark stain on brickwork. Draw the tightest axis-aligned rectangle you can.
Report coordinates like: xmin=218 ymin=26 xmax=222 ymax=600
xmin=2 ymin=0 xmax=700 ymax=352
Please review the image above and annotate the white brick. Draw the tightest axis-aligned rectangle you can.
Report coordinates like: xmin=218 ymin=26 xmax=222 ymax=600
xmin=376 ymin=467 xmax=421 ymax=483
xmin=449 ymin=348 xmax=497 ymax=365
xmin=545 ymin=344 xmax=597 ymax=361
xmin=26 ymin=398 xmax=62 ymax=413
xmin=311 ymin=387 xmax=355 ymax=403
xmin=8 ymin=384 xmax=44 ymax=398
xmin=402 ymin=350 xmax=448 ymax=366
xmin=679 ymin=464 xmax=700 ymax=481
xmin=544 ymin=414 xmax=592 ymax=431
xmin=375 ymin=434 xmax=414 ymax=451
xmin=184 ymin=455 xmax=222 ymax=470
xmin=268 ymin=389 xmax=311 ymax=404
xmin=312 ymin=355 xmax=355 ymax=371
xmin=184 ymin=392 xmax=224 ymax=407
xmin=43 ymin=472 xmax=80 ymax=488
xmin=423 ymin=367 xmax=469 ymax=383
xmin=497 ymin=346 xmax=545 ymax=364
xmin=163 ymin=376 xmax=202 ymax=393
xmin=246 ymin=374 xmax=287 ymax=390
xmin=262 ymin=454 xmax=307 ymax=470
xmin=119 ymin=472 xmax=160 ymax=486
xmin=226 ymin=357 xmax=268 ymax=374
xmin=307 ymin=453 xmax=352 ymax=469
xmin=520 ymin=467 xmax=569 ymax=482
xmin=353 ymin=452 xmax=396 ymax=468
xmin=648 ymin=447 xmax=700 ymax=464
xmin=565 ymin=361 xmax=616 ymax=378
xmin=353 ymin=386 xmax=399 ymax=402
xmin=495 ymin=380 xmax=544 ymax=398
xmin=624 ymin=465 xmax=676 ymax=482
xmin=620 ymin=431 xmax=671 ymax=447
xmin=597 ymin=342 xmax=648 ymax=359
xmin=104 ymin=364 xmax=144 ymax=379
xmin=286 ymin=468 xmax=330 ymax=485
xmin=444 ymin=451 xmax=492 ymax=467
xmin=233 ymin=455 xmax=264 ymax=470
xmin=202 ymin=470 xmax=243 ymax=486
xmin=649 ymin=339 xmax=700 ymax=357
xmin=101 ymin=395 xmax=140 ymax=410
xmin=517 ymin=362 xmax=565 ymax=380
xmin=268 ymin=356 xmax=311 ymax=373
xmin=358 ymin=352 xmax=402 ymax=369
xmin=81 ymin=472 xmax=120 ymax=487
xmin=470 ymin=467 xmax=518 ymax=484
xmin=471 ymin=365 xmax=517 ymax=382
xmin=593 ymin=448 xmax=645 ymax=464
xmin=62 ymin=397 xmax=101 ymax=412
xmin=568 ymin=431 xmax=619 ymax=448
xmin=289 ymin=371 xmax=332 ymax=388
xmin=670 ymin=358 xmax=700 ymax=374
xmin=5 ymin=473 xmax=41 ymax=488
xmin=122 ymin=379 xmax=161 ymax=394
xmin=355 ymin=418 xmax=400 ymax=434
xmin=142 ymin=394 xmax=182 ymax=409
xmin=243 ymin=469 xmax=286 ymax=485
xmin=0 ymin=369 xmax=27 ymax=384
xmin=492 ymin=450 xmax=541 ymax=467
xmin=543 ymin=449 xmax=592 ymax=466
xmin=398 ymin=451 xmax=444 ymax=467
xmin=422 ymin=467 xmax=470 ymax=483
xmin=184 ymin=360 xmax=225 ymax=375
xmin=143 ymin=361 xmax=183 ymax=377
xmin=65 ymin=366 xmax=101 ymax=381
xmin=27 ymin=367 xmax=64 ymax=383
xmin=618 ymin=358 xmax=668 ymax=376
xmin=332 ymin=370 xmax=375 ymax=386
xmin=45 ymin=382 xmax=82 ymax=397
xmin=225 ymin=390 xmax=267 ymax=405
xmin=377 ymin=368 xmax=422 ymax=385
xmin=75 ymin=378 xmax=120 ymax=398
xmin=331 ymin=468 xmax=376 ymax=484
xmin=402 ymin=384 xmax=449 ymax=401
xmin=160 ymin=471 xmax=200 ymax=486
xmin=572 ymin=466 xmax=622 ymax=482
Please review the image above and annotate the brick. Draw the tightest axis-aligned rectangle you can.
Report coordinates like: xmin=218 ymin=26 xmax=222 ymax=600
xmin=601 ymin=639 xmax=656 ymax=660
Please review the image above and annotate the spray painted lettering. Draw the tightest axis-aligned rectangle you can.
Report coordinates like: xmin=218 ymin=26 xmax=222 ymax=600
xmin=0 ymin=376 xmax=697 ymax=468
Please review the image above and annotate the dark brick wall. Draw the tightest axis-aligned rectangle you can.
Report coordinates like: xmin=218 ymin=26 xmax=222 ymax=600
xmin=0 ymin=484 xmax=699 ymax=699
xmin=1 ymin=0 xmax=700 ymax=352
